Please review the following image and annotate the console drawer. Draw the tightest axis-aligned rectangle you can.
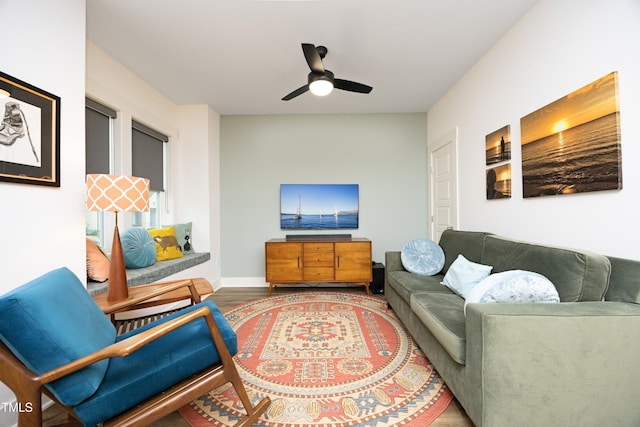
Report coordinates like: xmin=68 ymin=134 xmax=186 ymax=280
xmin=303 ymin=251 xmax=334 ymax=267
xmin=303 ymin=242 xmax=334 ymax=252
xmin=304 ymin=267 xmax=334 ymax=281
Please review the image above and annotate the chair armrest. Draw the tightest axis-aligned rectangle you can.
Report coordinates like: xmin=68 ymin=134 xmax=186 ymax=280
xmin=464 ymin=302 xmax=640 ymax=425
xmin=39 ymin=304 xmax=215 ymax=384
xmin=99 ymin=279 xmax=201 ymax=315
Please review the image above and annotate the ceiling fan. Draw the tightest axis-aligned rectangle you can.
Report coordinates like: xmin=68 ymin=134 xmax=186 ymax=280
xmin=281 ymin=43 xmax=373 ymax=101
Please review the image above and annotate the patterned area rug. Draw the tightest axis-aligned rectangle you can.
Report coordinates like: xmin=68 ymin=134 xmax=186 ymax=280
xmin=179 ymin=292 xmax=453 ymax=426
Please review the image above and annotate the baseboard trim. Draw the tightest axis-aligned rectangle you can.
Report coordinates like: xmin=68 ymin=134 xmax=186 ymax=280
xmin=220 ymin=277 xmax=268 ymax=288
xmin=218 ymin=277 xmax=365 ymax=290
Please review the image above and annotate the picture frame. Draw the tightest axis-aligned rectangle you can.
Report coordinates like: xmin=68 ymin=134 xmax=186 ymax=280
xmin=520 ymin=71 xmax=621 ymax=198
xmin=486 ymin=163 xmax=511 ymax=199
xmin=485 ymin=125 xmax=511 ymax=165
xmin=0 ymin=71 xmax=60 ymax=187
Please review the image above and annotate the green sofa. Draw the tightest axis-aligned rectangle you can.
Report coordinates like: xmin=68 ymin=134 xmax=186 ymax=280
xmin=385 ymin=229 xmax=640 ymax=427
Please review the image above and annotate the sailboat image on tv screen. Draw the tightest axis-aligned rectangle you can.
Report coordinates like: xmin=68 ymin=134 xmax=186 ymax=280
xmin=293 ymin=194 xmax=302 ymax=220
xmin=280 ymin=184 xmax=359 ymax=230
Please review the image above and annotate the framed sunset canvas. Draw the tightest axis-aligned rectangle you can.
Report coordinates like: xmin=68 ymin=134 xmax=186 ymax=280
xmin=520 ymin=71 xmax=622 ymax=198
xmin=486 ymin=163 xmax=511 ymax=199
xmin=486 ymin=125 xmax=511 ymax=165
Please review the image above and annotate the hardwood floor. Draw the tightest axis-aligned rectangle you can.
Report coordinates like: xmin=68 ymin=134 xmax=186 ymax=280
xmin=44 ymin=285 xmax=474 ymax=426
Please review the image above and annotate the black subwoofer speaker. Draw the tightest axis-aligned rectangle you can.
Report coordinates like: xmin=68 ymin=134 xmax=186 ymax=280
xmin=370 ymin=262 xmax=385 ymax=294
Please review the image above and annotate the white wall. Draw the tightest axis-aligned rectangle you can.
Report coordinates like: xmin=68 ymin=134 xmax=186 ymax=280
xmin=428 ymin=0 xmax=640 ymax=259
xmin=86 ymin=42 xmax=221 ymax=286
xmin=174 ymin=105 xmax=222 ymax=285
xmin=220 ymin=113 xmax=428 ymax=283
xmin=0 ymin=0 xmax=86 ymax=421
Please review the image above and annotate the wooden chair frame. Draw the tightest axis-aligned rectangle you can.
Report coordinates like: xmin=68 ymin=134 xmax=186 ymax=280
xmin=0 ymin=280 xmax=270 ymax=427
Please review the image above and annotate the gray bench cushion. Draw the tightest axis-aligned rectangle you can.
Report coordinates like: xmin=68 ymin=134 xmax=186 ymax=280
xmin=87 ymin=252 xmax=210 ymax=295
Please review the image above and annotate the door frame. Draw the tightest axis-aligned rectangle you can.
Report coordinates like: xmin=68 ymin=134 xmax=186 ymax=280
xmin=428 ymin=127 xmax=459 ymax=240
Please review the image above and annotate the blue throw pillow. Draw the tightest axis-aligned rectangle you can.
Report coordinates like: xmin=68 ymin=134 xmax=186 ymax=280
xmin=464 ymin=270 xmax=560 ymax=314
xmin=121 ymin=227 xmax=156 ymax=269
xmin=441 ymin=254 xmax=493 ymax=298
xmin=401 ymin=238 xmax=445 ymax=276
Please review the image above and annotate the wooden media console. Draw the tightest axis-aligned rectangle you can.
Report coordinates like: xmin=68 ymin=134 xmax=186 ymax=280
xmin=265 ymin=237 xmax=372 ymax=295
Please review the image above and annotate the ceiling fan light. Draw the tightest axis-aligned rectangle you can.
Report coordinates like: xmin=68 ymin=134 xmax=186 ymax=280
xmin=309 ymin=79 xmax=333 ymax=96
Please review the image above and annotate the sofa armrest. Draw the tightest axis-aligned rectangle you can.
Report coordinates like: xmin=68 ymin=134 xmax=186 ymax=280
xmin=385 ymin=251 xmax=405 ymax=273
xmin=464 ymin=302 xmax=640 ymax=427
xmin=385 ymin=251 xmax=406 ymax=292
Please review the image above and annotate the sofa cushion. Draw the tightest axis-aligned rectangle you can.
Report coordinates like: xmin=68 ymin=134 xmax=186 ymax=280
xmin=411 ymin=292 xmax=467 ymax=365
xmin=441 ymin=254 xmax=493 ymax=298
xmin=73 ymin=300 xmax=236 ymax=426
xmin=464 ymin=270 xmax=560 ymax=314
xmin=401 ymin=238 xmax=445 ymax=276
xmin=387 ymin=270 xmax=452 ymax=305
xmin=0 ymin=268 xmax=116 ymax=406
xmin=605 ymin=256 xmax=640 ymax=304
xmin=481 ymin=235 xmax=610 ymax=302
xmin=438 ymin=229 xmax=493 ymax=273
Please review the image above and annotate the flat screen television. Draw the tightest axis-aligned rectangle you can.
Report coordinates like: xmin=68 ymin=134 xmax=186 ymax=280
xmin=280 ymin=184 xmax=359 ymax=230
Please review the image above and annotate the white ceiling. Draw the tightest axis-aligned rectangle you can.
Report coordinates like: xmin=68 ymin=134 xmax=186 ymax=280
xmin=86 ymin=0 xmax=537 ymax=116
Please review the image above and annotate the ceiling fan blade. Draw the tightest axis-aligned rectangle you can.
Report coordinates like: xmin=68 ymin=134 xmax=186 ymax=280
xmin=334 ymin=79 xmax=373 ymax=94
xmin=302 ymin=43 xmax=324 ymax=74
xmin=282 ymin=84 xmax=309 ymax=101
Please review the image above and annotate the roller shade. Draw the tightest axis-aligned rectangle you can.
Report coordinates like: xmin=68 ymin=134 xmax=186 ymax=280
xmin=85 ymin=98 xmax=116 ymax=174
xmin=132 ymin=120 xmax=168 ymax=192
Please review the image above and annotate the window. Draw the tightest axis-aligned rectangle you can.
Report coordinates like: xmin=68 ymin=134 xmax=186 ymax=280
xmin=85 ymin=98 xmax=116 ymax=246
xmin=132 ymin=121 xmax=168 ymax=229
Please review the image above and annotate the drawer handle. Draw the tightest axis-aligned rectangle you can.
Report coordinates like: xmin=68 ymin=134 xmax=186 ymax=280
xmin=337 ymin=256 xmax=341 ymax=268
xmin=298 ymin=256 xmax=300 ymax=268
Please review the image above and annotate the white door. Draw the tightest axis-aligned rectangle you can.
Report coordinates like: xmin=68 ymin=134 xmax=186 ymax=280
xmin=428 ymin=128 xmax=458 ymax=242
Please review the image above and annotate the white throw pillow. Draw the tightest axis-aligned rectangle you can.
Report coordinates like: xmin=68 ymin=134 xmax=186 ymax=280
xmin=401 ymin=238 xmax=445 ymax=276
xmin=441 ymin=254 xmax=493 ymax=298
xmin=464 ymin=270 xmax=560 ymax=314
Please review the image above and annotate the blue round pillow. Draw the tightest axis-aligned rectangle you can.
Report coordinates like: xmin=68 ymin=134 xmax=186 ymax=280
xmin=401 ymin=238 xmax=445 ymax=276
xmin=121 ymin=227 xmax=156 ymax=269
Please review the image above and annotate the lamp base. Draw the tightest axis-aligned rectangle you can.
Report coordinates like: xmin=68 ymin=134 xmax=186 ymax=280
xmin=108 ymin=223 xmax=129 ymax=302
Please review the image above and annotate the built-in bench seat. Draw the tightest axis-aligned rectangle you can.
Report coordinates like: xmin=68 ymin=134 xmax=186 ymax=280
xmin=87 ymin=252 xmax=211 ymax=296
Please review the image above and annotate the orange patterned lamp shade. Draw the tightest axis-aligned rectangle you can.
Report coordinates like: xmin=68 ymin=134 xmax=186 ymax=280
xmin=86 ymin=174 xmax=150 ymax=213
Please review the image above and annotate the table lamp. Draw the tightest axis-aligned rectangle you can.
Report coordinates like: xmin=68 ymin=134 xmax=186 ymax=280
xmin=86 ymin=174 xmax=150 ymax=302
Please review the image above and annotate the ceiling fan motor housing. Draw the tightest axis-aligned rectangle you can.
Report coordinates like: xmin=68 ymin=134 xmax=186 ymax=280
xmin=308 ymin=70 xmax=334 ymax=85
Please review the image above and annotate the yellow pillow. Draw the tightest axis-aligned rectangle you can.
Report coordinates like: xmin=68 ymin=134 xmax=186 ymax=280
xmin=148 ymin=226 xmax=184 ymax=261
